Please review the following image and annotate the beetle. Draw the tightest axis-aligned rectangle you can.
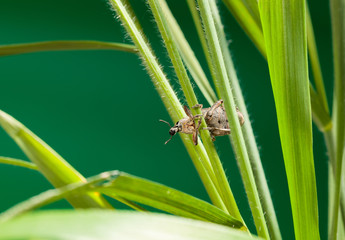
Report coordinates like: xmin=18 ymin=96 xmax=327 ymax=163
xmin=160 ymin=99 xmax=245 ymax=145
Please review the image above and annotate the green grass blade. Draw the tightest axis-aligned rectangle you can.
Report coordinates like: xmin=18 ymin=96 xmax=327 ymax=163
xmin=158 ymin=0 xmax=217 ymax=106
xmin=0 ymin=110 xmax=111 ymax=209
xmin=197 ymin=0 xmax=269 ymax=238
xmin=0 ymin=40 xmax=137 ymax=57
xmin=310 ymin=85 xmax=332 ymax=131
xmin=306 ymin=6 xmax=329 ymax=114
xmin=0 ymin=172 xmax=114 ymax=224
xmin=0 ymin=171 xmax=242 ymax=229
xmin=209 ymin=1 xmax=282 ymax=239
xmin=100 ymin=171 xmax=243 ymax=228
xmin=241 ymin=0 xmax=261 ymax=25
xmin=108 ymin=0 xmax=226 ymax=211
xmin=221 ymin=0 xmax=331 ymax=133
xmin=186 ymin=0 xmax=221 ymax=98
xmin=0 ymin=210 xmax=259 ymax=240
xmin=258 ymin=1 xmax=320 ymax=239
xmin=329 ymin=0 xmax=345 ymax=238
xmin=0 ymin=156 xmax=38 ymax=170
xmin=221 ymin=0 xmax=265 ymax=56
xmin=147 ymin=0 xmax=243 ymax=222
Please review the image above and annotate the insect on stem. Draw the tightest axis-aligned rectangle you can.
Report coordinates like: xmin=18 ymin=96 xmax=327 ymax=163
xmin=159 ymin=100 xmax=245 ymax=145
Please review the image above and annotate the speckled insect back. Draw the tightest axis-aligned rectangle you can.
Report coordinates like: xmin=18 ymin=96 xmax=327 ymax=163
xmin=160 ymin=99 xmax=244 ymax=145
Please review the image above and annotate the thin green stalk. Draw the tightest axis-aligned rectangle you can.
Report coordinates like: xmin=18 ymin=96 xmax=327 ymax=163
xmin=329 ymin=0 xmax=345 ymax=238
xmin=221 ymin=0 xmax=266 ymax=57
xmin=147 ymin=0 xmax=244 ymax=223
xmin=0 ymin=40 xmax=137 ymax=57
xmin=197 ymin=0 xmax=269 ymax=238
xmin=0 ymin=157 xmax=38 ymax=170
xmin=324 ymin=128 xmax=345 ymax=235
xmin=186 ymin=0 xmax=219 ymax=97
xmin=158 ymin=0 xmax=217 ymax=105
xmin=306 ymin=6 xmax=329 ymax=114
xmin=209 ymin=1 xmax=281 ymax=239
xmin=310 ymin=85 xmax=332 ymax=131
xmin=108 ymin=0 xmax=226 ymax=212
xmin=241 ymin=0 xmax=261 ymax=26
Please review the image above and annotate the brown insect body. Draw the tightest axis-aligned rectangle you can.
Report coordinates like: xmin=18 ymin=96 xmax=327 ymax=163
xmin=160 ymin=99 xmax=244 ymax=145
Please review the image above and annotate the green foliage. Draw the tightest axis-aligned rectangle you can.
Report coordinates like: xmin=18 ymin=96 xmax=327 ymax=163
xmin=0 ymin=210 xmax=258 ymax=240
xmin=259 ymin=1 xmax=319 ymax=239
xmin=0 ymin=40 xmax=137 ymax=57
xmin=0 ymin=0 xmax=344 ymax=239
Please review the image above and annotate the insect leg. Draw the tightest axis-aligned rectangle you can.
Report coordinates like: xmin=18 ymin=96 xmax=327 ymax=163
xmin=192 ymin=114 xmax=203 ymax=120
xmin=192 ymin=114 xmax=203 ymax=145
xmin=192 ymin=104 xmax=203 ymax=109
xmin=206 ymin=99 xmax=223 ymax=120
xmin=203 ymin=127 xmax=231 ymax=134
xmin=236 ymin=107 xmax=245 ymax=126
xmin=183 ymin=105 xmax=193 ymax=118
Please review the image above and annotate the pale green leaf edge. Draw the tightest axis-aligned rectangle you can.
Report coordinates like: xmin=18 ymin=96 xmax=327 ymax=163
xmin=0 ymin=210 xmax=260 ymax=240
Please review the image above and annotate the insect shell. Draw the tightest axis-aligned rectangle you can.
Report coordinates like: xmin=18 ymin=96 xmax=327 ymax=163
xmin=160 ymin=99 xmax=245 ymax=145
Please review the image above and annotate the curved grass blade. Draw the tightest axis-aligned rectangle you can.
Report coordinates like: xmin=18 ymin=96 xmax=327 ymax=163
xmin=0 ymin=172 xmax=116 ymax=224
xmin=0 ymin=40 xmax=137 ymax=57
xmin=259 ymin=1 xmax=320 ymax=239
xmin=0 ymin=110 xmax=111 ymax=209
xmin=0 ymin=171 xmax=242 ymax=229
xmin=0 ymin=210 xmax=259 ymax=240
xmin=100 ymin=171 xmax=243 ymax=228
xmin=0 ymin=156 xmax=37 ymax=170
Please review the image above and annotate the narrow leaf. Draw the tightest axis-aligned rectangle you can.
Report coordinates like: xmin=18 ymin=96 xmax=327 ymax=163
xmin=148 ymin=0 xmax=243 ymax=222
xmin=0 ymin=172 xmax=114 ymax=223
xmin=108 ymin=0 xmax=227 ymax=212
xmin=0 ymin=156 xmax=38 ymax=170
xmin=0 ymin=110 xmax=111 ymax=209
xmin=0 ymin=40 xmax=137 ymax=57
xmin=197 ymin=0 xmax=269 ymax=237
xmin=100 ymin=171 xmax=243 ymax=228
xmin=306 ymin=6 xmax=329 ymax=114
xmin=0 ymin=210 xmax=259 ymax=240
xmin=209 ymin=1 xmax=282 ymax=239
xmin=329 ymin=0 xmax=345 ymax=238
xmin=0 ymin=171 xmax=242 ymax=229
xmin=221 ymin=0 xmax=265 ymax=56
xmin=259 ymin=1 xmax=320 ymax=239
xmin=158 ymin=0 xmax=217 ymax=105
xmin=222 ymin=0 xmax=331 ymax=135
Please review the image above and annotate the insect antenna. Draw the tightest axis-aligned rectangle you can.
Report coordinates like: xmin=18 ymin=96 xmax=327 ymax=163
xmin=159 ymin=120 xmax=174 ymax=144
xmin=164 ymin=135 xmax=173 ymax=144
xmin=159 ymin=119 xmax=172 ymax=127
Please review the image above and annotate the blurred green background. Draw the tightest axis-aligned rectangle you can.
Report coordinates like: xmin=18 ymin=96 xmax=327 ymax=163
xmin=0 ymin=0 xmax=332 ymax=239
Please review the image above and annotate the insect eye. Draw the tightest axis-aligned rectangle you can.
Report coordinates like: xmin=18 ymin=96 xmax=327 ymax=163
xmin=175 ymin=121 xmax=179 ymax=125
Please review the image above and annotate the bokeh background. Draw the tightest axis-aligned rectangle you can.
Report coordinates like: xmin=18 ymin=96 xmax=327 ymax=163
xmin=0 ymin=0 xmax=332 ymax=239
